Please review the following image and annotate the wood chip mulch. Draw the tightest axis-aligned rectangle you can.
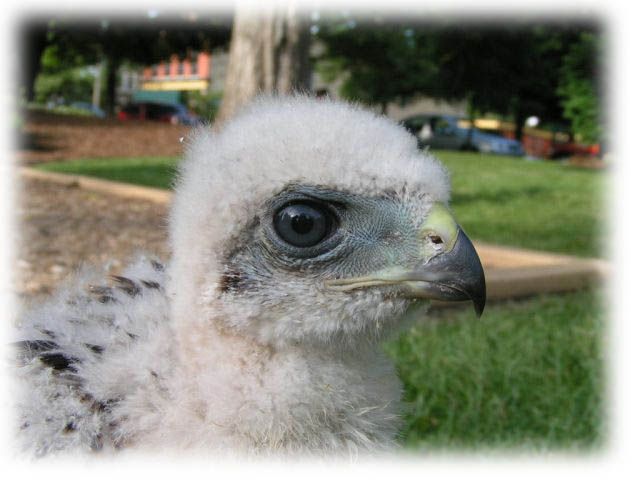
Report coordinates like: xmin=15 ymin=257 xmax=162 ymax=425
xmin=18 ymin=110 xmax=191 ymax=165
xmin=14 ymin=110 xmax=185 ymax=300
xmin=14 ymin=177 xmax=170 ymax=300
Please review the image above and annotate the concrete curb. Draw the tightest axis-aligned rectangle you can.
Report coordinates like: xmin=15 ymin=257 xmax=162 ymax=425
xmin=20 ymin=167 xmax=609 ymax=301
xmin=483 ymin=257 xmax=607 ymax=301
xmin=474 ymin=242 xmax=609 ymax=300
xmin=20 ymin=167 xmax=172 ymax=204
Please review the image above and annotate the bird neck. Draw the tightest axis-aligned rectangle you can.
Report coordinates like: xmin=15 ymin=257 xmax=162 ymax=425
xmin=165 ymin=323 xmax=403 ymax=453
xmin=174 ymin=319 xmax=382 ymax=377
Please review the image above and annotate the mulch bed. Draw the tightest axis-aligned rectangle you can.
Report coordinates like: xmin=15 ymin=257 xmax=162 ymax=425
xmin=14 ymin=177 xmax=170 ymax=300
xmin=17 ymin=110 xmax=191 ymax=165
xmin=14 ymin=112 xmax=191 ymax=300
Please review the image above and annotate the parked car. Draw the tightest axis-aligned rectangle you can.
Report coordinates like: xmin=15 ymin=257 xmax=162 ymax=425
xmin=400 ymin=114 xmax=524 ymax=156
xmin=548 ymin=140 xmax=600 ymax=159
xmin=118 ymin=102 xmax=201 ymax=126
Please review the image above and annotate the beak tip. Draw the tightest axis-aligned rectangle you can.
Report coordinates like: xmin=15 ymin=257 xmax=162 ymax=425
xmin=472 ymin=276 xmax=486 ymax=318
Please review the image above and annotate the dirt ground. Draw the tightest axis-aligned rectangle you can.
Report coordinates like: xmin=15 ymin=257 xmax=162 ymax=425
xmin=14 ymin=177 xmax=170 ymax=300
xmin=18 ymin=110 xmax=191 ymax=165
xmin=14 ymin=112 xmax=179 ymax=299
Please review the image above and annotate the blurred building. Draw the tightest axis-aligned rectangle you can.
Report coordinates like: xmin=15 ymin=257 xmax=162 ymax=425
xmin=117 ymin=50 xmax=228 ymax=105
xmin=118 ymin=47 xmax=464 ymax=122
xmin=386 ymin=98 xmax=466 ymax=120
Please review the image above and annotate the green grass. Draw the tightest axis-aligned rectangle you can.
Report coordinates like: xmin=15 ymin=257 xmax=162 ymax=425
xmin=26 ymin=103 xmax=101 ymax=118
xmin=37 ymin=156 xmax=178 ymax=189
xmin=434 ymin=150 xmax=606 ymax=258
xmin=35 ymin=151 xmax=606 ymax=257
xmin=385 ymin=288 xmax=605 ymax=451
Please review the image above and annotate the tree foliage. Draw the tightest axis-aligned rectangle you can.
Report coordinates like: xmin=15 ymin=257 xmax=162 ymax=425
xmin=556 ymin=32 xmax=602 ymax=143
xmin=33 ymin=43 xmax=96 ymax=104
xmin=23 ymin=13 xmax=232 ymax=113
xmin=424 ymin=23 xmax=584 ymax=139
xmin=185 ymin=89 xmax=223 ymax=122
xmin=34 ymin=68 xmax=95 ymax=105
xmin=20 ymin=19 xmax=50 ymax=102
xmin=317 ymin=17 xmax=601 ymax=141
xmin=316 ymin=20 xmax=437 ymax=112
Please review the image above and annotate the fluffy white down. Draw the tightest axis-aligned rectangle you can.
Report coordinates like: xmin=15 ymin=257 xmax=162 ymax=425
xmin=169 ymin=96 xmax=449 ymax=346
xmin=14 ymin=96 xmax=451 ymax=458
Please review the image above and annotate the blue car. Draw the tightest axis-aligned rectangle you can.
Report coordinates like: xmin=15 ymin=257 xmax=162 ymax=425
xmin=401 ymin=114 xmax=524 ymax=156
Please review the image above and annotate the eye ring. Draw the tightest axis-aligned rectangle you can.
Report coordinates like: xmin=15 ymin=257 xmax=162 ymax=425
xmin=273 ymin=201 xmax=336 ymax=248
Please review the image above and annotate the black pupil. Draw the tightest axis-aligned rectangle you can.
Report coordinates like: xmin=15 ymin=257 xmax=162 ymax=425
xmin=291 ymin=213 xmax=314 ymax=235
xmin=274 ymin=203 xmax=331 ymax=248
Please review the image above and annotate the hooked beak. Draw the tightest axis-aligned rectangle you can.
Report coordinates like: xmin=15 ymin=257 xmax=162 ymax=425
xmin=325 ymin=203 xmax=486 ymax=316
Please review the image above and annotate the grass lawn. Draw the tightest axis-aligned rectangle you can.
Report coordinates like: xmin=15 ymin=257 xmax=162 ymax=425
xmin=34 ymin=151 xmax=606 ymax=450
xmin=434 ymin=150 xmax=606 ymax=258
xmin=36 ymin=151 xmax=606 ymax=257
xmin=37 ymin=156 xmax=178 ymax=189
xmin=385 ymin=288 xmax=605 ymax=451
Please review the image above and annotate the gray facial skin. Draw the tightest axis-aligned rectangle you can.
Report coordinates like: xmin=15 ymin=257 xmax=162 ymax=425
xmin=221 ymin=184 xmax=485 ymax=319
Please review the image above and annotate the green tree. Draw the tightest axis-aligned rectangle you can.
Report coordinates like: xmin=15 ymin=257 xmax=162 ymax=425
xmin=317 ymin=18 xmax=600 ymax=141
xmin=424 ymin=23 xmax=579 ymax=140
xmin=317 ymin=20 xmax=437 ymax=113
xmin=185 ymin=90 xmax=223 ymax=122
xmin=20 ymin=18 xmax=50 ymax=103
xmin=556 ymin=32 xmax=602 ymax=144
xmin=24 ymin=14 xmax=232 ymax=114
xmin=33 ymin=43 xmax=96 ymax=105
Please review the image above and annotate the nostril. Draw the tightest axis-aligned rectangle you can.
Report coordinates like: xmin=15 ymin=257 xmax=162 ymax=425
xmin=429 ymin=234 xmax=444 ymax=245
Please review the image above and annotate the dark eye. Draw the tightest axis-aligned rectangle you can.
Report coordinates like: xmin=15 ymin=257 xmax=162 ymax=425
xmin=274 ymin=202 xmax=334 ymax=248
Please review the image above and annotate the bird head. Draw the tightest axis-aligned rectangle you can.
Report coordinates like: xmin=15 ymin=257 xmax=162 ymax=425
xmin=168 ymin=96 xmax=485 ymax=350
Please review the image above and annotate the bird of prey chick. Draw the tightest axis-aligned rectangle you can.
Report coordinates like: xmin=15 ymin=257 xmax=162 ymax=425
xmin=13 ymin=96 xmax=485 ymax=457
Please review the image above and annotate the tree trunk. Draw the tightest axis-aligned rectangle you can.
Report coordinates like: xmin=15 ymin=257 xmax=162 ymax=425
xmin=22 ymin=22 xmax=49 ymax=102
xmin=513 ymin=105 xmax=526 ymax=142
xmin=514 ymin=112 xmax=525 ymax=142
xmin=92 ymin=60 xmax=105 ymax=109
xmin=217 ymin=3 xmax=311 ymax=123
xmin=104 ymin=55 xmax=120 ymax=116
xmin=465 ymin=98 xmax=476 ymax=148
